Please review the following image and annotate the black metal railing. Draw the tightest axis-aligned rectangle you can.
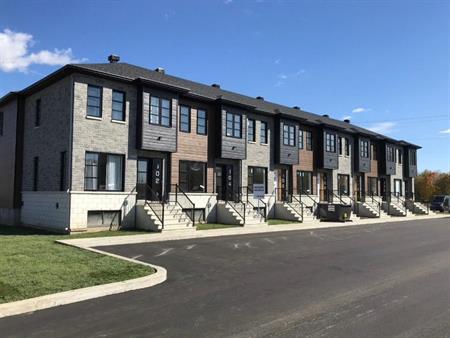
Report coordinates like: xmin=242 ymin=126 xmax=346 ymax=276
xmin=274 ymin=188 xmax=304 ymax=221
xmin=290 ymin=193 xmax=305 ymax=221
xmin=242 ymin=186 xmax=267 ymax=221
xmin=298 ymin=191 xmax=318 ymax=216
xmin=386 ymin=191 xmax=407 ymax=216
xmin=365 ymin=192 xmax=381 ymax=218
xmin=404 ymin=192 xmax=430 ymax=215
xmin=143 ymin=184 xmax=165 ymax=229
xmin=226 ymin=190 xmax=246 ymax=224
xmin=172 ymin=184 xmax=196 ymax=228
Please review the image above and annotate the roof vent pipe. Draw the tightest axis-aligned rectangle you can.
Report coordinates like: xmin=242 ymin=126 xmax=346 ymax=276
xmin=293 ymin=106 xmax=300 ymax=110
xmin=322 ymin=114 xmax=329 ymax=118
xmin=108 ymin=55 xmax=120 ymax=63
xmin=256 ymin=96 xmax=264 ymax=100
xmin=211 ymin=83 xmax=221 ymax=88
xmin=344 ymin=119 xmax=351 ymax=123
xmin=155 ymin=67 xmax=165 ymax=74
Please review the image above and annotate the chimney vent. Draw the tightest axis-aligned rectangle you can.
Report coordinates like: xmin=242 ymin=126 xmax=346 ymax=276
xmin=108 ymin=55 xmax=120 ymax=63
xmin=322 ymin=114 xmax=329 ymax=118
xmin=211 ymin=83 xmax=220 ymax=88
xmin=154 ymin=67 xmax=165 ymax=74
xmin=256 ymin=96 xmax=264 ymax=100
xmin=293 ymin=106 xmax=300 ymax=110
xmin=344 ymin=119 xmax=351 ymax=123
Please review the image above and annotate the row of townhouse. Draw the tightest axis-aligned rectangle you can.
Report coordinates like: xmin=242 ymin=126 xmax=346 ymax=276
xmin=0 ymin=56 xmax=426 ymax=232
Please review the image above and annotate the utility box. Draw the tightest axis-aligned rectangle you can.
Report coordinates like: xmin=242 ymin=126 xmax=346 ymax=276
xmin=317 ymin=203 xmax=352 ymax=222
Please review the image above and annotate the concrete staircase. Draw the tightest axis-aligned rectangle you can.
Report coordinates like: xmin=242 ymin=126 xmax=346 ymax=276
xmin=274 ymin=202 xmax=318 ymax=223
xmin=137 ymin=202 xmax=195 ymax=231
xmin=406 ymin=200 xmax=429 ymax=215
xmin=357 ymin=202 xmax=390 ymax=218
xmin=217 ymin=201 xmax=267 ymax=226
xmin=383 ymin=201 xmax=407 ymax=217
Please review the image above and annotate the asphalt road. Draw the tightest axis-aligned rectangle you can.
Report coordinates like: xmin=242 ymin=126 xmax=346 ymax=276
xmin=1 ymin=218 xmax=450 ymax=338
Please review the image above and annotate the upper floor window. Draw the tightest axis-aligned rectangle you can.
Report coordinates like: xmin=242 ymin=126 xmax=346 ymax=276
xmin=360 ymin=140 xmax=369 ymax=158
xmin=260 ymin=121 xmax=268 ymax=144
xmin=338 ymin=136 xmax=343 ymax=155
xmin=248 ymin=118 xmax=255 ymax=142
xmin=345 ymin=138 xmax=350 ymax=156
xmin=87 ymin=85 xmax=102 ymax=118
xmin=410 ymin=150 xmax=417 ymax=165
xmin=298 ymin=130 xmax=304 ymax=149
xmin=226 ymin=112 xmax=242 ymax=138
xmin=0 ymin=111 xmax=3 ymax=136
xmin=197 ymin=109 xmax=207 ymax=135
xmin=150 ymin=96 xmax=171 ymax=127
xmin=397 ymin=149 xmax=403 ymax=164
xmin=283 ymin=124 xmax=295 ymax=146
xmin=387 ymin=146 xmax=395 ymax=162
xmin=325 ymin=133 xmax=336 ymax=153
xmin=305 ymin=131 xmax=312 ymax=150
xmin=371 ymin=143 xmax=377 ymax=160
xmin=112 ymin=90 xmax=125 ymax=121
xmin=84 ymin=152 xmax=124 ymax=191
xmin=35 ymin=99 xmax=41 ymax=126
xmin=179 ymin=105 xmax=191 ymax=132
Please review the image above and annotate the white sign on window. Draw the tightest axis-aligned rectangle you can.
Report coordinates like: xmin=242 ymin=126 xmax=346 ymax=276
xmin=253 ymin=184 xmax=265 ymax=199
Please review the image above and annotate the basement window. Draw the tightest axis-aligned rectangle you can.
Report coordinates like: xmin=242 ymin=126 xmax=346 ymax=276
xmin=87 ymin=210 xmax=121 ymax=227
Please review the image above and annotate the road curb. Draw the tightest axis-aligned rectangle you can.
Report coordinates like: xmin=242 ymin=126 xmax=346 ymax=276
xmin=0 ymin=244 xmax=167 ymax=319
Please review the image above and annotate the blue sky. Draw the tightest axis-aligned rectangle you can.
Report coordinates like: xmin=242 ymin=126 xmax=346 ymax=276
xmin=1 ymin=0 xmax=449 ymax=171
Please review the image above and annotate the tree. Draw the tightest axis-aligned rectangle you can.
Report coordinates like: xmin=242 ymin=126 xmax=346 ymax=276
xmin=415 ymin=171 xmax=450 ymax=201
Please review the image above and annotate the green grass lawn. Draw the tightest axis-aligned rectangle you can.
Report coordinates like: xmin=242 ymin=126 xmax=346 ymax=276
xmin=0 ymin=226 xmax=153 ymax=304
xmin=267 ymin=219 xmax=301 ymax=225
xmin=196 ymin=223 xmax=241 ymax=230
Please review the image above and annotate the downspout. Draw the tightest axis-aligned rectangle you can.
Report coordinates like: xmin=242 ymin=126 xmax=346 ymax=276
xmin=67 ymin=75 xmax=74 ymax=233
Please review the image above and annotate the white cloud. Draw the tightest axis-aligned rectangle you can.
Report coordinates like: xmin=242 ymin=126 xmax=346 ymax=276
xmin=342 ymin=115 xmax=352 ymax=120
xmin=274 ymin=58 xmax=281 ymax=64
xmin=0 ymin=28 xmax=83 ymax=73
xmin=439 ymin=128 xmax=450 ymax=134
xmin=278 ymin=73 xmax=288 ymax=80
xmin=352 ymin=107 xmax=366 ymax=113
xmin=274 ymin=70 xmax=306 ymax=87
xmin=366 ymin=122 xmax=396 ymax=134
xmin=224 ymin=0 xmax=233 ymax=4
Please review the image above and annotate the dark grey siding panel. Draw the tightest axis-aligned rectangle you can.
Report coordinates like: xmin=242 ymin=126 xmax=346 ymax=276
xmin=140 ymin=89 xmax=177 ymax=152
xmin=355 ymin=136 xmax=371 ymax=173
xmin=322 ymin=129 xmax=338 ymax=169
xmin=220 ymin=106 xmax=246 ymax=159
xmin=404 ymin=147 xmax=417 ymax=177
xmin=384 ymin=143 xmax=396 ymax=175
xmin=276 ymin=118 xmax=299 ymax=165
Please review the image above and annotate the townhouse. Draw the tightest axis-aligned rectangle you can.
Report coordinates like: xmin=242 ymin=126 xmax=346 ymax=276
xmin=0 ymin=56 xmax=425 ymax=232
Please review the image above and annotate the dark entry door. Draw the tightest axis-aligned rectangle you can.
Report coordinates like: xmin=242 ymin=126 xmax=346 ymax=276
xmin=380 ymin=177 xmax=387 ymax=201
xmin=137 ymin=158 xmax=163 ymax=200
xmin=320 ymin=173 xmax=328 ymax=202
xmin=216 ymin=165 xmax=233 ymax=200
xmin=277 ymin=169 xmax=288 ymax=201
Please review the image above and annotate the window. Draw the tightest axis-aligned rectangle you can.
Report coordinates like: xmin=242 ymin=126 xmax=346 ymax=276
xmin=87 ymin=85 xmax=102 ymax=117
xmin=305 ymin=131 xmax=312 ymax=150
xmin=84 ymin=152 xmax=124 ymax=191
xmin=150 ymin=96 xmax=171 ymax=127
xmin=410 ymin=149 xmax=416 ymax=165
xmin=247 ymin=119 xmax=255 ymax=142
xmin=60 ymin=151 xmax=66 ymax=191
xmin=387 ymin=146 xmax=395 ymax=162
xmin=179 ymin=161 xmax=206 ymax=192
xmin=0 ymin=111 xmax=3 ymax=136
xmin=87 ymin=211 xmax=121 ymax=227
xmin=298 ymin=130 xmax=304 ymax=149
xmin=283 ymin=124 xmax=295 ymax=146
xmin=368 ymin=177 xmax=378 ymax=195
xmin=33 ymin=157 xmax=39 ymax=191
xmin=371 ymin=143 xmax=377 ymax=160
xmin=197 ymin=109 xmax=207 ymax=135
xmin=345 ymin=138 xmax=350 ymax=156
xmin=226 ymin=112 xmax=242 ymax=138
xmin=260 ymin=121 xmax=268 ymax=144
xmin=248 ymin=167 xmax=267 ymax=193
xmin=179 ymin=105 xmax=191 ymax=132
xmin=360 ymin=140 xmax=369 ymax=158
xmin=297 ymin=171 xmax=313 ymax=194
xmin=325 ymin=133 xmax=336 ymax=152
xmin=394 ymin=179 xmax=402 ymax=196
xmin=35 ymin=99 xmax=41 ymax=126
xmin=338 ymin=137 xmax=343 ymax=155
xmin=397 ymin=149 xmax=403 ymax=164
xmin=337 ymin=174 xmax=350 ymax=196
xmin=112 ymin=90 xmax=125 ymax=121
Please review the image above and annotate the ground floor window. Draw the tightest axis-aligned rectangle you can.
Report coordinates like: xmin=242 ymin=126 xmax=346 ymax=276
xmin=394 ymin=179 xmax=402 ymax=196
xmin=87 ymin=210 xmax=121 ymax=227
xmin=338 ymin=174 xmax=350 ymax=196
xmin=85 ymin=152 xmax=124 ymax=191
xmin=368 ymin=177 xmax=378 ymax=196
xmin=179 ymin=161 xmax=206 ymax=192
xmin=297 ymin=171 xmax=313 ymax=194
xmin=248 ymin=166 xmax=267 ymax=193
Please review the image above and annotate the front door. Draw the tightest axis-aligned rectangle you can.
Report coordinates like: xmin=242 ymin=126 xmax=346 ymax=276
xmin=216 ymin=165 xmax=233 ymax=200
xmin=380 ymin=177 xmax=386 ymax=200
xmin=137 ymin=158 xmax=164 ymax=201
xmin=277 ymin=169 xmax=288 ymax=201
xmin=354 ymin=174 xmax=362 ymax=202
xmin=319 ymin=172 xmax=328 ymax=202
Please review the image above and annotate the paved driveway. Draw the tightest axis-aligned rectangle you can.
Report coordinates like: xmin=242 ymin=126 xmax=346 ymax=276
xmin=1 ymin=218 xmax=450 ymax=338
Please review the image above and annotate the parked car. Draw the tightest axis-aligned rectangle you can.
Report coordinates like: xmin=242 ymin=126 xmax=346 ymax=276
xmin=430 ymin=195 xmax=450 ymax=212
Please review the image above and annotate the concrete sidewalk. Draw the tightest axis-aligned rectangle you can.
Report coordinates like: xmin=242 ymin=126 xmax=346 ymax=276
xmin=59 ymin=213 xmax=450 ymax=249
